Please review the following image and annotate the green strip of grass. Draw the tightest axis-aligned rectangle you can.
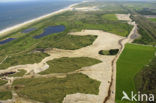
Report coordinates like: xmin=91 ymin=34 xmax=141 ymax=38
xmin=0 ymin=52 xmax=49 ymax=70
xmin=0 ymin=79 xmax=8 ymax=86
xmin=39 ymin=57 xmax=101 ymax=74
xmin=8 ymin=69 xmax=26 ymax=77
xmin=13 ymin=73 xmax=100 ymax=103
xmin=116 ymin=43 xmax=156 ymax=103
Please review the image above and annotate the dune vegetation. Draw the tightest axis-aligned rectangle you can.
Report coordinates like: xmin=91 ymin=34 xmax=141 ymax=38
xmin=8 ymin=69 xmax=27 ymax=77
xmin=0 ymin=79 xmax=8 ymax=86
xmin=98 ymin=49 xmax=119 ymax=55
xmin=13 ymin=73 xmax=100 ymax=103
xmin=0 ymin=89 xmax=12 ymax=100
xmin=0 ymin=52 xmax=49 ymax=70
xmin=39 ymin=57 xmax=101 ymax=74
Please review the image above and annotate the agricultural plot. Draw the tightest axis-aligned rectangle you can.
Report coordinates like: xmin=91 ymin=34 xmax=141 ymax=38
xmin=116 ymin=43 xmax=156 ymax=103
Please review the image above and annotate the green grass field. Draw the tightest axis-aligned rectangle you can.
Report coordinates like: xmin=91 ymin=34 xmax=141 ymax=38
xmin=39 ymin=57 xmax=101 ymax=74
xmin=148 ymin=18 xmax=156 ymax=22
xmin=116 ymin=43 xmax=156 ymax=103
xmin=13 ymin=73 xmax=100 ymax=103
xmin=102 ymin=14 xmax=118 ymax=20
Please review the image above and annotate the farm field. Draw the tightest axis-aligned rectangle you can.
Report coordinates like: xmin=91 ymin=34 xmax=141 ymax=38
xmin=116 ymin=43 xmax=156 ymax=103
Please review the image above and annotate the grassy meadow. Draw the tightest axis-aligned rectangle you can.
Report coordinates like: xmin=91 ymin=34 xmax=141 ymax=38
xmin=116 ymin=43 xmax=156 ymax=103
xmin=148 ymin=18 xmax=156 ymax=22
xmin=39 ymin=57 xmax=101 ymax=74
xmin=13 ymin=73 xmax=100 ymax=103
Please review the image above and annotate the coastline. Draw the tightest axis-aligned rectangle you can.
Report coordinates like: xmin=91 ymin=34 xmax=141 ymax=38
xmin=0 ymin=3 xmax=78 ymax=37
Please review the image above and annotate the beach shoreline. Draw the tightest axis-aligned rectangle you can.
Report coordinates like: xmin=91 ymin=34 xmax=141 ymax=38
xmin=0 ymin=3 xmax=78 ymax=37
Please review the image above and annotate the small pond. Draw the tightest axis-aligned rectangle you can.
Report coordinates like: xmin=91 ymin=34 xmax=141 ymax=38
xmin=34 ymin=25 xmax=65 ymax=39
xmin=0 ymin=38 xmax=15 ymax=45
xmin=22 ymin=28 xmax=36 ymax=33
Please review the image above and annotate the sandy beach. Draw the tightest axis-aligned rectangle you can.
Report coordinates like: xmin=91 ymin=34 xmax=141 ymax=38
xmin=0 ymin=3 xmax=78 ymax=37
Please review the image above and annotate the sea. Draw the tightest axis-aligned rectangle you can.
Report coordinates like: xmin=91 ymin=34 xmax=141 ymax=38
xmin=0 ymin=0 xmax=81 ymax=31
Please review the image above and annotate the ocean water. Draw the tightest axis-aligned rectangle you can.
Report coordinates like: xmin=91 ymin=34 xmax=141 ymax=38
xmin=0 ymin=0 xmax=80 ymax=31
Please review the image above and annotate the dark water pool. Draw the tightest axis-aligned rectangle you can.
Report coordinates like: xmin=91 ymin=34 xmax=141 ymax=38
xmin=0 ymin=38 xmax=15 ymax=45
xmin=22 ymin=28 xmax=36 ymax=33
xmin=34 ymin=25 xmax=65 ymax=39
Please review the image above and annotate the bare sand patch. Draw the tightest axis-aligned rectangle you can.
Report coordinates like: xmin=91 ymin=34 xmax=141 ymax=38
xmin=116 ymin=14 xmax=131 ymax=21
xmin=72 ymin=6 xmax=99 ymax=11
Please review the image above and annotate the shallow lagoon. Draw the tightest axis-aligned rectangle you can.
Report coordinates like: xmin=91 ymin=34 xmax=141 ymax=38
xmin=34 ymin=25 xmax=65 ymax=39
xmin=0 ymin=38 xmax=15 ymax=45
